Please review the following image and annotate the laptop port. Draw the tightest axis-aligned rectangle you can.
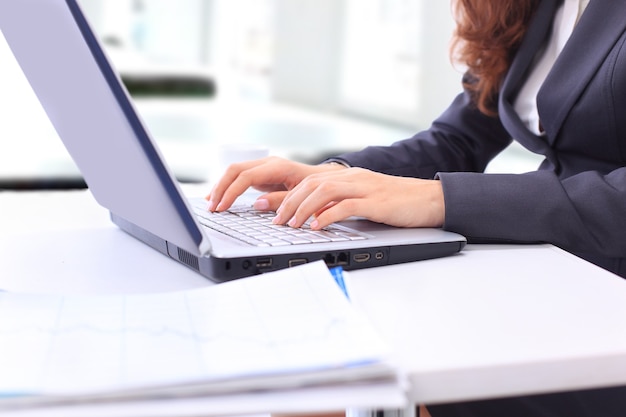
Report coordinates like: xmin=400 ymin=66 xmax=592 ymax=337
xmin=337 ymin=252 xmax=349 ymax=266
xmin=375 ymin=251 xmax=384 ymax=260
xmin=353 ymin=253 xmax=371 ymax=263
xmin=323 ymin=253 xmax=337 ymax=266
xmin=256 ymin=258 xmax=272 ymax=268
xmin=288 ymin=258 xmax=308 ymax=267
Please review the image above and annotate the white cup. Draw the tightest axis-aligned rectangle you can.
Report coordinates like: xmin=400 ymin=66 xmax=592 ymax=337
xmin=210 ymin=143 xmax=269 ymax=183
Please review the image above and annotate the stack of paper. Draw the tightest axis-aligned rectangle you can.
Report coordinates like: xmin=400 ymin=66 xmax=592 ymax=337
xmin=0 ymin=261 xmax=403 ymax=415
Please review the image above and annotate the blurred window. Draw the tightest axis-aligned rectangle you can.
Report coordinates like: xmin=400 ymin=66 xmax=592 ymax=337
xmin=81 ymin=0 xmax=458 ymax=125
xmin=339 ymin=0 xmax=423 ymax=121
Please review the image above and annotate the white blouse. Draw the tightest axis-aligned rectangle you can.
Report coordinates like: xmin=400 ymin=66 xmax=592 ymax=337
xmin=513 ymin=0 xmax=590 ymax=135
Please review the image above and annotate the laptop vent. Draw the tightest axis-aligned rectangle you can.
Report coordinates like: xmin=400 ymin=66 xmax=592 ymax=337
xmin=177 ymin=248 xmax=200 ymax=271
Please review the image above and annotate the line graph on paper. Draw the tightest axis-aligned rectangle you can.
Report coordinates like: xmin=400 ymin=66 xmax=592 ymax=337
xmin=0 ymin=262 xmax=388 ymax=396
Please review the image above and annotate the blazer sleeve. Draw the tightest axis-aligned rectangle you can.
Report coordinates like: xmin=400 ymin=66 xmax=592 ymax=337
xmin=334 ymin=84 xmax=513 ymax=179
xmin=438 ymin=167 xmax=626 ymax=262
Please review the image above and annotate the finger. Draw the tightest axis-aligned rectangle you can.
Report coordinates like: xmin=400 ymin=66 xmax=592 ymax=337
xmin=253 ymin=191 xmax=288 ymax=211
xmin=313 ymin=201 xmax=338 ymax=218
xmin=310 ymin=199 xmax=364 ymax=229
xmin=281 ymin=179 xmax=366 ymax=228
xmin=215 ymin=169 xmax=263 ymax=211
xmin=271 ymin=178 xmax=325 ymax=226
xmin=271 ymin=168 xmax=370 ymax=225
xmin=210 ymin=158 xmax=290 ymax=212
xmin=251 ymin=184 xmax=288 ymax=193
xmin=206 ymin=159 xmax=266 ymax=210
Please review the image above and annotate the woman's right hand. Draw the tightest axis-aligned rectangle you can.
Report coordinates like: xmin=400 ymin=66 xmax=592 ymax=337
xmin=206 ymin=156 xmax=346 ymax=212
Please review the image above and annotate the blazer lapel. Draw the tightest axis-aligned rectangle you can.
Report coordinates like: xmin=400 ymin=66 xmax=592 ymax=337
xmin=498 ymin=0 xmax=561 ymax=158
xmin=538 ymin=0 xmax=626 ymax=141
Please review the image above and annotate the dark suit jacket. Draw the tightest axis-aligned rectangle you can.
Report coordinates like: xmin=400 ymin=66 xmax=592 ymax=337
xmin=335 ymin=0 xmax=626 ymax=277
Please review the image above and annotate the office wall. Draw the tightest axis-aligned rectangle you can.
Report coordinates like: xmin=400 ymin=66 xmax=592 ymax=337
xmin=75 ymin=0 xmax=460 ymax=129
xmin=80 ymin=0 xmax=207 ymax=65
xmin=271 ymin=0 xmax=461 ymax=129
xmin=271 ymin=0 xmax=345 ymax=111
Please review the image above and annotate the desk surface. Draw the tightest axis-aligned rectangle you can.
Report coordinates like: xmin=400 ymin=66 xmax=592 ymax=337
xmin=1 ymin=188 xmax=626 ymax=408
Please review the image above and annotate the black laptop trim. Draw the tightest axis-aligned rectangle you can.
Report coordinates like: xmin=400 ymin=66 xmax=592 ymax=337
xmin=65 ymin=0 xmax=205 ymax=250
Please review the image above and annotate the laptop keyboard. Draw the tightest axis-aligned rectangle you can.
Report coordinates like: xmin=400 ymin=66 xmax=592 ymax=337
xmin=192 ymin=203 xmax=369 ymax=247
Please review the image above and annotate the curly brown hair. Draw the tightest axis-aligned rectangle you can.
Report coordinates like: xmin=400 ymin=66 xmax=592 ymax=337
xmin=451 ymin=0 xmax=540 ymax=115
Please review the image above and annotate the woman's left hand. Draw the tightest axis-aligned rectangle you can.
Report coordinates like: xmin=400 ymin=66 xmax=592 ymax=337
xmin=271 ymin=167 xmax=445 ymax=230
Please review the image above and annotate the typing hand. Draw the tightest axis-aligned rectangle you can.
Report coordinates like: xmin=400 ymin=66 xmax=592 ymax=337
xmin=206 ymin=156 xmax=346 ymax=212
xmin=271 ymin=167 xmax=445 ymax=230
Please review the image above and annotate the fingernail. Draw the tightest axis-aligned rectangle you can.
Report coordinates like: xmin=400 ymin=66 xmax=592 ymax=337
xmin=207 ymin=200 xmax=216 ymax=211
xmin=310 ymin=219 xmax=319 ymax=229
xmin=272 ymin=214 xmax=283 ymax=224
xmin=253 ymin=199 xmax=270 ymax=211
xmin=288 ymin=216 xmax=297 ymax=227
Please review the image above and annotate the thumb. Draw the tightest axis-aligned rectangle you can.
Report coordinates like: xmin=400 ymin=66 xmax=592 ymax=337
xmin=253 ymin=191 xmax=288 ymax=211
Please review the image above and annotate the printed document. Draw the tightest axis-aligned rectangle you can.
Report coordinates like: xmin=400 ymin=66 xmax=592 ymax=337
xmin=0 ymin=261 xmax=400 ymax=411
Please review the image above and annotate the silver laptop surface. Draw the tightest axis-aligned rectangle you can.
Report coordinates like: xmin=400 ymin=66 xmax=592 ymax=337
xmin=0 ymin=0 xmax=466 ymax=282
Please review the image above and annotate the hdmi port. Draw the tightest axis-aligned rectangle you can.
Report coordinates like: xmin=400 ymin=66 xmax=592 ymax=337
xmin=289 ymin=258 xmax=308 ymax=267
xmin=353 ymin=253 xmax=371 ymax=263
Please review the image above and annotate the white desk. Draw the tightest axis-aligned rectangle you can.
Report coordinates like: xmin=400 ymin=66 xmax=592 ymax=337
xmin=2 ymin=188 xmax=626 ymax=410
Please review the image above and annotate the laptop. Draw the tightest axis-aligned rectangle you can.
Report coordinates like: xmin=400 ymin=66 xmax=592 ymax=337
xmin=0 ymin=0 xmax=466 ymax=282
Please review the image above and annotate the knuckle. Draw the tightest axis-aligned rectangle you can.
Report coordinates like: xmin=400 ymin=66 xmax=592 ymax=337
xmin=225 ymin=161 xmax=244 ymax=172
xmin=300 ymin=177 xmax=323 ymax=193
xmin=317 ymin=200 xmax=356 ymax=225
xmin=337 ymin=199 xmax=358 ymax=215
xmin=307 ymin=180 xmax=336 ymax=196
xmin=236 ymin=169 xmax=255 ymax=183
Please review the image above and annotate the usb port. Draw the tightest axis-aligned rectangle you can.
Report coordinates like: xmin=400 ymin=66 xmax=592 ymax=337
xmin=256 ymin=258 xmax=272 ymax=268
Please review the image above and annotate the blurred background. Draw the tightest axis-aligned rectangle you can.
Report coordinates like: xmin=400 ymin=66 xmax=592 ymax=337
xmin=0 ymin=0 xmax=542 ymax=189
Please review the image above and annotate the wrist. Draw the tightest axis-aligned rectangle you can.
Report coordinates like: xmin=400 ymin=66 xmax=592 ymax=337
xmin=430 ymin=180 xmax=446 ymax=228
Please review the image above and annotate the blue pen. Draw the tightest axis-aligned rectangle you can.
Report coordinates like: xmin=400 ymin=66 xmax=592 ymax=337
xmin=329 ymin=266 xmax=350 ymax=300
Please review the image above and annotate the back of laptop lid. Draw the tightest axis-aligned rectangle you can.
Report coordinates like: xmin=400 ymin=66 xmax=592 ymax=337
xmin=0 ymin=0 xmax=210 ymax=256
